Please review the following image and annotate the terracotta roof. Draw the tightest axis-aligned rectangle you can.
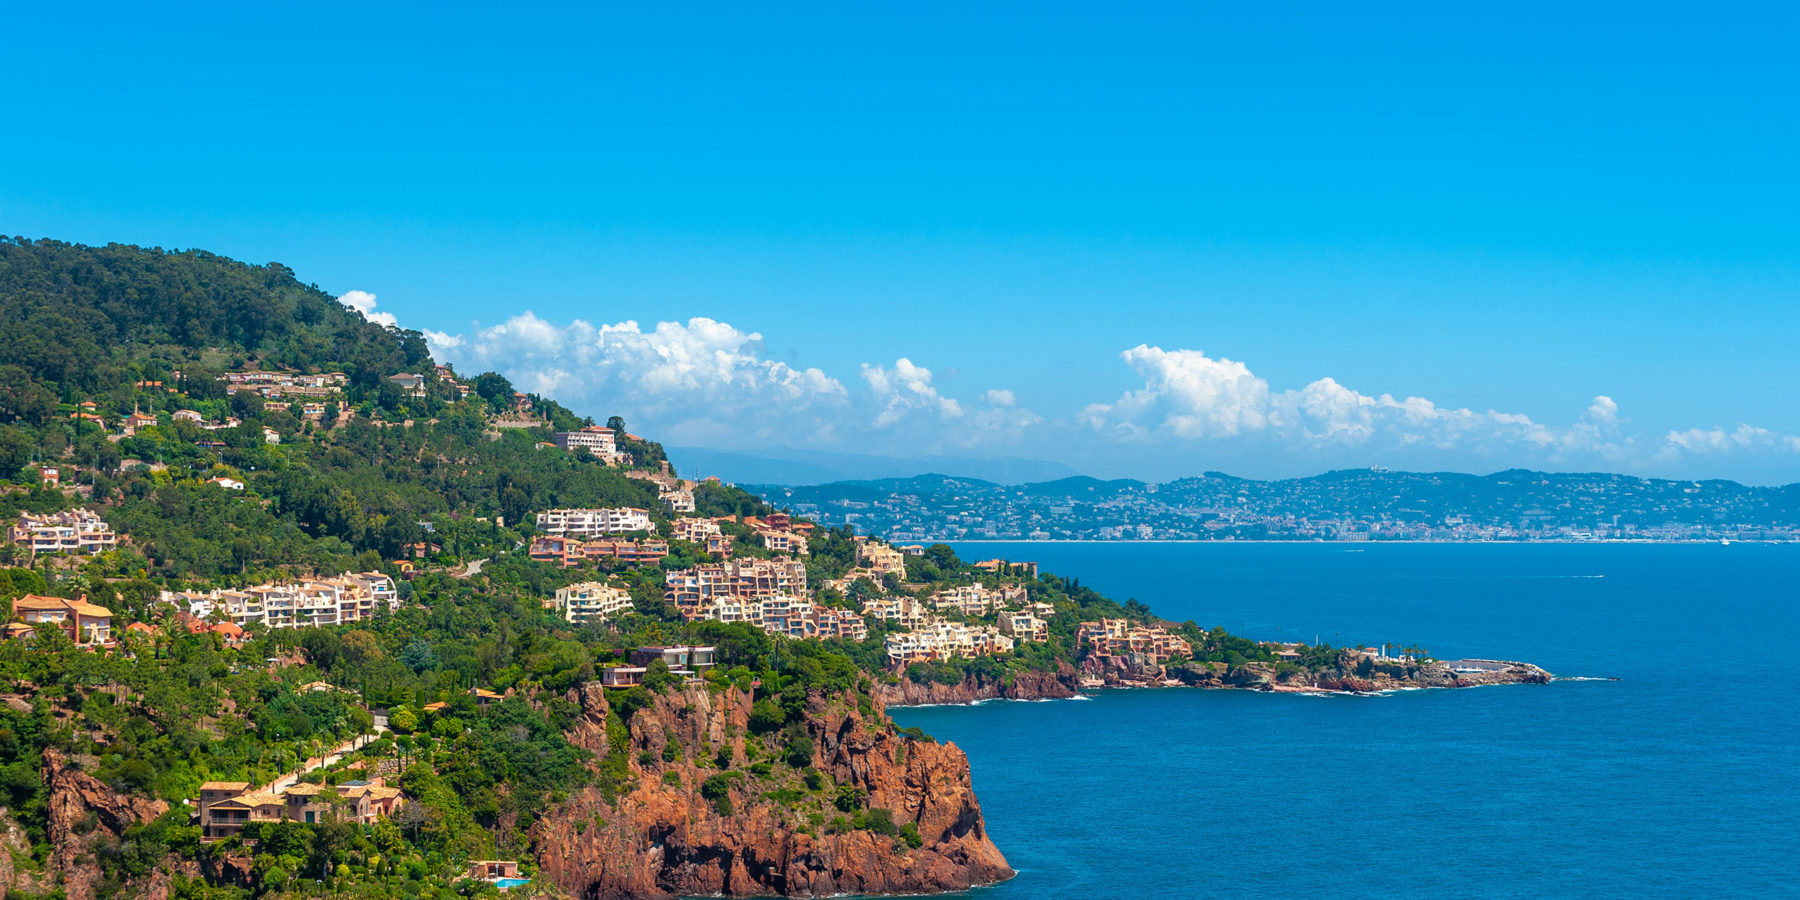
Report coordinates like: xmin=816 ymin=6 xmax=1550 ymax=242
xmin=200 ymin=781 xmax=251 ymax=792
xmin=12 ymin=595 xmax=113 ymax=618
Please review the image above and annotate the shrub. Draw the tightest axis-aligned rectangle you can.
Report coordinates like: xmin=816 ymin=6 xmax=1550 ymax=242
xmin=701 ymin=774 xmax=736 ymax=815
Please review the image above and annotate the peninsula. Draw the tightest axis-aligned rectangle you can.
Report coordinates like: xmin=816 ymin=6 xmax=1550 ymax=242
xmin=0 ymin=239 xmax=1549 ymax=899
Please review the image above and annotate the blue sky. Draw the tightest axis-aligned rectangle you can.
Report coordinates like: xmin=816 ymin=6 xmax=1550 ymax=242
xmin=5 ymin=3 xmax=1798 ymax=483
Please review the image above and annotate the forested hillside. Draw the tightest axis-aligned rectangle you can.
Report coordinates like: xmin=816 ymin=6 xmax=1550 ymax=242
xmin=0 ymin=237 xmax=428 ymax=399
xmin=0 ymin=239 xmax=1299 ymax=900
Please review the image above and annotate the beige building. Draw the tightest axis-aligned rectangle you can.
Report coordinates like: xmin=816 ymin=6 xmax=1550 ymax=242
xmin=884 ymin=622 xmax=1014 ymax=667
xmin=999 ymin=610 xmax=1050 ymax=643
xmin=664 ymin=558 xmax=809 ymax=615
xmin=1077 ymin=619 xmax=1191 ymax=662
xmin=10 ymin=595 xmax=114 ymax=646
xmin=856 ymin=539 xmax=909 ymax=579
xmin=549 ymin=581 xmax=635 ymax=625
xmin=199 ymin=778 xmax=404 ymax=842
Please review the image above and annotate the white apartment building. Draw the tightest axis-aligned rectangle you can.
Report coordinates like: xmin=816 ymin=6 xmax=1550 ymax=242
xmin=550 ymin=581 xmax=635 ymax=625
xmin=551 ymin=427 xmax=623 ymax=462
xmin=536 ymin=507 xmax=653 ymax=537
xmin=10 ymin=509 xmax=118 ymax=555
xmin=161 ymin=572 xmax=397 ymax=631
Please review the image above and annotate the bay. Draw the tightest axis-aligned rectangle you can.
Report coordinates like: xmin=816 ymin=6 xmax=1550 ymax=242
xmin=888 ymin=542 xmax=1800 ymax=899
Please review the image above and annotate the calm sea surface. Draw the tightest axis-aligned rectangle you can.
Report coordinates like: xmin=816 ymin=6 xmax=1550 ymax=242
xmin=887 ymin=542 xmax=1800 ymax=900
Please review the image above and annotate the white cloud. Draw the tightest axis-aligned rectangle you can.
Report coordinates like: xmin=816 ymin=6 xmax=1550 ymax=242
xmin=1587 ymin=395 xmax=1620 ymax=427
xmin=1661 ymin=425 xmax=1800 ymax=456
xmin=860 ymin=358 xmax=963 ymax=428
xmin=427 ymin=314 xmax=1036 ymax=452
xmin=423 ymin=310 xmax=1797 ymax=480
xmin=338 ymin=290 xmax=398 ymax=328
xmin=1080 ymin=345 xmax=1800 ymax=473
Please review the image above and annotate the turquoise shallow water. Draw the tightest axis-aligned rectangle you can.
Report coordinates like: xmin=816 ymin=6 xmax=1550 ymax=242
xmin=889 ymin=543 xmax=1799 ymax=900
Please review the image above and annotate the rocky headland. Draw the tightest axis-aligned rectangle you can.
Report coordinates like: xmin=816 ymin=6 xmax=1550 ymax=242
xmin=531 ymin=681 xmax=1013 ymax=899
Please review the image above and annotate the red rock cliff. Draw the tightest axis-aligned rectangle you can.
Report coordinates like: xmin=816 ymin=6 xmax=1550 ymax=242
xmin=872 ymin=663 xmax=1079 ymax=707
xmin=42 ymin=749 xmax=168 ymax=900
xmin=531 ymin=682 xmax=1013 ymax=899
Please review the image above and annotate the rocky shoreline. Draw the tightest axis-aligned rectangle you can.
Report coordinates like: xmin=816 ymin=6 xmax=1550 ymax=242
xmin=877 ymin=653 xmax=1553 ymax=708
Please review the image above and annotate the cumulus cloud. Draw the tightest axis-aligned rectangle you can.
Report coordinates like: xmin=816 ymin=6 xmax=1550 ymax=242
xmin=860 ymin=358 xmax=963 ymax=428
xmin=1661 ymin=425 xmax=1800 ymax=456
xmin=1080 ymin=344 xmax=1799 ymax=472
xmin=423 ymin=309 xmax=1796 ymax=479
xmin=427 ymin=313 xmax=1038 ymax=452
xmin=338 ymin=290 xmax=398 ymax=328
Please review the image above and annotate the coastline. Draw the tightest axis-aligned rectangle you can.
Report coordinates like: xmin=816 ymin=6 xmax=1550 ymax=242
xmin=878 ymin=657 xmax=1554 ymax=708
xmin=924 ymin=538 xmax=1793 ymax=545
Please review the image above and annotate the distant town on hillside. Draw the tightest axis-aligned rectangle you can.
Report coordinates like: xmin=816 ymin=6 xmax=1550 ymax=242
xmin=748 ymin=469 xmax=1800 ymax=543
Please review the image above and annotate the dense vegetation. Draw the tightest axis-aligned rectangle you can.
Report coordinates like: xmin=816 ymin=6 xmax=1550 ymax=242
xmin=0 ymin=239 xmax=1286 ymax=900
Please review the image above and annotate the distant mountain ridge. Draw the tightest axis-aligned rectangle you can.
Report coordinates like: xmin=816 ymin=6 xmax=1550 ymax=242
xmin=749 ymin=468 xmax=1800 ymax=542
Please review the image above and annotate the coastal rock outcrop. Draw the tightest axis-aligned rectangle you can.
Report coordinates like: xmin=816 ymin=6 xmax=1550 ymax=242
xmin=532 ymin=682 xmax=1012 ymax=899
xmin=42 ymin=749 xmax=169 ymax=900
xmin=1168 ymin=653 xmax=1553 ymax=693
xmin=872 ymin=663 xmax=1080 ymax=707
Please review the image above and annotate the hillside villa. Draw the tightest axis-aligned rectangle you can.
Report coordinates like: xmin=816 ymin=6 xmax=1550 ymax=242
xmin=7 ymin=595 xmax=114 ymax=646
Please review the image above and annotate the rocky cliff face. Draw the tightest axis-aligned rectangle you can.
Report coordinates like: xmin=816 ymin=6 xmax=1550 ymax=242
xmin=872 ymin=663 xmax=1079 ymax=707
xmin=532 ymin=682 xmax=1013 ymax=899
xmin=42 ymin=749 xmax=169 ymax=900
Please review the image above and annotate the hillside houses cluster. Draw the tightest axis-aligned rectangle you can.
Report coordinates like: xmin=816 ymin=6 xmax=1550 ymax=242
xmin=199 ymin=777 xmax=405 ymax=842
xmin=1077 ymin=618 xmax=1192 ymax=663
xmin=927 ymin=583 xmax=1028 ymax=617
xmin=219 ymin=370 xmax=347 ymax=398
xmin=159 ymin=572 xmax=398 ymax=631
xmin=885 ymin=622 xmax=1016 ymax=666
xmin=665 ymin=558 xmax=810 ymax=615
xmin=9 ymin=509 xmax=119 ymax=555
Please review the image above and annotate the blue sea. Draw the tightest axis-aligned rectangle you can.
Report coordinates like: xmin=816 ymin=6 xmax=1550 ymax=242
xmin=890 ymin=543 xmax=1799 ymax=900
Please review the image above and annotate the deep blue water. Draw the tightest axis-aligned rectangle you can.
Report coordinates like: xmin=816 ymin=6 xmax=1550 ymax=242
xmin=889 ymin=543 xmax=1799 ymax=900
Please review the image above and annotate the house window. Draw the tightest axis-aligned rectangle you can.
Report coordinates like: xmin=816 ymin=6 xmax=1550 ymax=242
xmin=305 ymin=811 xmax=316 ymax=823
